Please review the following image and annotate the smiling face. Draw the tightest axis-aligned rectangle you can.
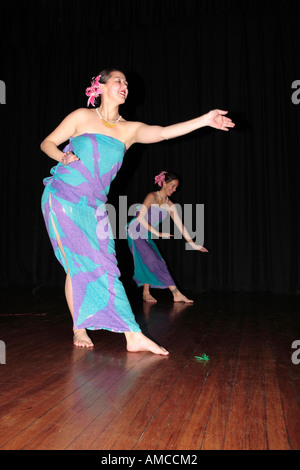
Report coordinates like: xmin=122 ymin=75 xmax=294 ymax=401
xmin=102 ymin=70 xmax=128 ymax=104
xmin=163 ymin=179 xmax=179 ymax=197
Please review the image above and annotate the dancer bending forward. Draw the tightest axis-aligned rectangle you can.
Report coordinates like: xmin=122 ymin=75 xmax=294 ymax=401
xmin=127 ymin=171 xmax=208 ymax=304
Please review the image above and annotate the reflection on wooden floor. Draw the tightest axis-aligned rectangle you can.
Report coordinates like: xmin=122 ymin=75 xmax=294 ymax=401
xmin=0 ymin=287 xmax=300 ymax=450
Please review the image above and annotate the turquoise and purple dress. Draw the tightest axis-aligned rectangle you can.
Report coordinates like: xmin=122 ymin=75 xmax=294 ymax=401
xmin=41 ymin=133 xmax=141 ymax=333
xmin=127 ymin=204 xmax=175 ymax=288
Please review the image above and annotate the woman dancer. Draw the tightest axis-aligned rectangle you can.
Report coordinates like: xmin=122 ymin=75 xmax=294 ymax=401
xmin=127 ymin=171 xmax=208 ymax=303
xmin=41 ymin=68 xmax=234 ymax=354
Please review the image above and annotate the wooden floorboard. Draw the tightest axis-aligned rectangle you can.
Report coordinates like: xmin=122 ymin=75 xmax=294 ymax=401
xmin=0 ymin=288 xmax=300 ymax=450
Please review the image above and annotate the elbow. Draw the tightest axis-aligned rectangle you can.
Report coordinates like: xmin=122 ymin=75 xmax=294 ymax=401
xmin=159 ymin=128 xmax=169 ymax=141
xmin=40 ymin=139 xmax=46 ymax=152
xmin=40 ymin=138 xmax=53 ymax=154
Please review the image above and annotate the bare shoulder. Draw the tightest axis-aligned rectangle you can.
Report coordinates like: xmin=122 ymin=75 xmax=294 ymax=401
xmin=144 ymin=191 xmax=157 ymax=201
xmin=67 ymin=107 xmax=92 ymax=121
xmin=121 ymin=119 xmax=142 ymax=129
xmin=120 ymin=120 xmax=145 ymax=148
xmin=58 ymin=108 xmax=92 ymax=129
xmin=120 ymin=120 xmax=164 ymax=148
xmin=149 ymin=191 xmax=158 ymax=201
xmin=42 ymin=108 xmax=93 ymax=145
xmin=67 ymin=108 xmax=98 ymax=137
xmin=141 ymin=191 xmax=157 ymax=206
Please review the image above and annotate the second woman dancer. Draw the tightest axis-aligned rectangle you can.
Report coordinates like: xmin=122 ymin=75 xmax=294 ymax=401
xmin=127 ymin=171 xmax=208 ymax=303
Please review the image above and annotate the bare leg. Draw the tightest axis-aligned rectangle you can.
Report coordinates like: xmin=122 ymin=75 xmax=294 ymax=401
xmin=65 ymin=272 xmax=94 ymax=348
xmin=169 ymin=286 xmax=194 ymax=303
xmin=143 ymin=283 xmax=157 ymax=303
xmin=125 ymin=332 xmax=169 ymax=355
xmin=49 ymin=212 xmax=93 ymax=348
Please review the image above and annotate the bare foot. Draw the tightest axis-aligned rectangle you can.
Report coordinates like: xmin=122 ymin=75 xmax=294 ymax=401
xmin=143 ymin=294 xmax=157 ymax=303
xmin=125 ymin=332 xmax=169 ymax=355
xmin=173 ymin=292 xmax=194 ymax=303
xmin=73 ymin=328 xmax=94 ymax=348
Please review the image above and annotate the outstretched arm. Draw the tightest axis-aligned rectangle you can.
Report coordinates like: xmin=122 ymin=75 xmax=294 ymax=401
xmin=169 ymin=202 xmax=208 ymax=252
xmin=131 ymin=109 xmax=234 ymax=145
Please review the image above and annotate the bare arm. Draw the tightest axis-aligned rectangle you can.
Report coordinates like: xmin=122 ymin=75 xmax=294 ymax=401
xmin=136 ymin=193 xmax=172 ymax=238
xmin=169 ymin=202 xmax=208 ymax=251
xmin=40 ymin=108 xmax=88 ymax=163
xmin=131 ymin=109 xmax=235 ymax=145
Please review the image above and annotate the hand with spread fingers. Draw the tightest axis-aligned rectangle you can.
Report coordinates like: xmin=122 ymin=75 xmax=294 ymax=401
xmin=61 ymin=150 xmax=79 ymax=166
xmin=205 ymin=109 xmax=235 ymax=131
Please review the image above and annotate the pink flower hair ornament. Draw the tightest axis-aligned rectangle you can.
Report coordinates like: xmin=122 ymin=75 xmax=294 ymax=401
xmin=85 ymin=75 xmax=102 ymax=107
xmin=154 ymin=171 xmax=167 ymax=187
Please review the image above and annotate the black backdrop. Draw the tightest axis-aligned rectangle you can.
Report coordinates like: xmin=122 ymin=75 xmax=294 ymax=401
xmin=1 ymin=0 xmax=300 ymax=293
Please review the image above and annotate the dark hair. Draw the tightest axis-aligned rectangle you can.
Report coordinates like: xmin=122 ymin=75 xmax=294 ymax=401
xmin=93 ymin=68 xmax=125 ymax=106
xmin=164 ymin=171 xmax=180 ymax=184
xmin=98 ymin=68 xmax=124 ymax=84
xmin=154 ymin=171 xmax=181 ymax=188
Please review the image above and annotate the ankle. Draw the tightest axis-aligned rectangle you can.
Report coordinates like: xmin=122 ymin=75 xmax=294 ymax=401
xmin=125 ymin=331 xmax=138 ymax=343
xmin=73 ymin=327 xmax=85 ymax=334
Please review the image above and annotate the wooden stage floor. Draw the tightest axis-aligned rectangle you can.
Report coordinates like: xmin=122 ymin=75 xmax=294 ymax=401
xmin=0 ymin=287 xmax=300 ymax=451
